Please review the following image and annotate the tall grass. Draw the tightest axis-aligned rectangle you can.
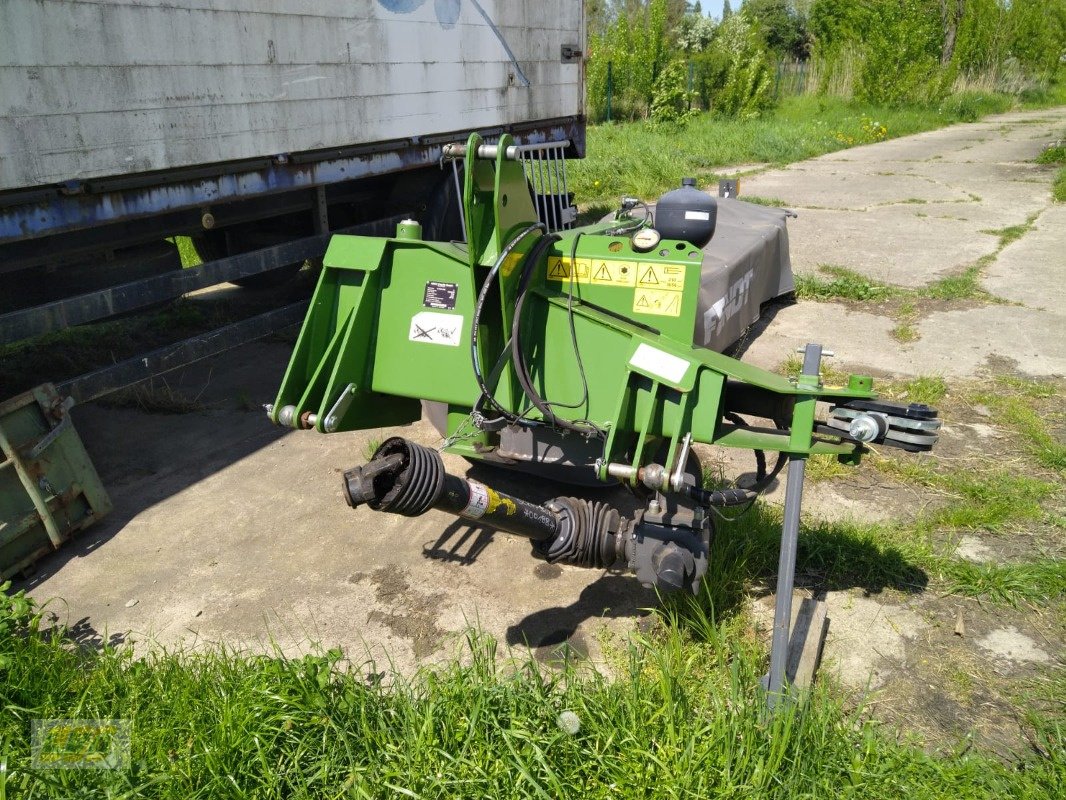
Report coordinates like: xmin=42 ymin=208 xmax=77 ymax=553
xmin=571 ymin=95 xmax=975 ymax=205
xmin=1 ymin=583 xmax=1062 ymax=798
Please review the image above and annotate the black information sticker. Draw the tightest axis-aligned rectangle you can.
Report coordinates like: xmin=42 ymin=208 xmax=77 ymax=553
xmin=423 ymin=281 xmax=458 ymax=310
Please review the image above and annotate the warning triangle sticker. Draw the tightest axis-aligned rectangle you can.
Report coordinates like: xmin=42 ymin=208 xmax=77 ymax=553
xmin=548 ymin=261 xmax=568 ymax=278
xmin=639 ymin=266 xmax=659 ymax=285
xmin=636 ymin=294 xmax=650 ymax=308
xmin=593 ymin=264 xmax=612 ymax=281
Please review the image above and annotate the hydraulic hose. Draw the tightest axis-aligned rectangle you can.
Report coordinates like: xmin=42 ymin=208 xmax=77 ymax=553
xmin=470 ymin=223 xmax=545 ymax=424
xmin=510 ymin=232 xmax=600 ymax=436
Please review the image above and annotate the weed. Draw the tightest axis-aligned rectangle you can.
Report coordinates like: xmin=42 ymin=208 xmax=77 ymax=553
xmin=795 ymin=266 xmax=902 ymax=302
xmin=570 ymin=95 xmax=973 ymax=204
xmin=1054 ymin=167 xmax=1066 ymax=202
xmin=805 ymin=453 xmax=852 ymax=482
xmin=1 ymin=584 xmax=1061 ymax=797
xmin=966 ymin=379 xmax=1066 ymax=474
xmin=363 ymin=437 xmax=384 ymax=461
xmin=738 ymin=195 xmax=789 ymax=208
xmin=980 ymin=212 xmax=1040 ymax=248
xmin=100 ymin=377 xmax=207 ymax=414
xmin=891 ymin=320 xmax=919 ymax=342
xmin=1036 ymin=144 xmax=1066 ymax=164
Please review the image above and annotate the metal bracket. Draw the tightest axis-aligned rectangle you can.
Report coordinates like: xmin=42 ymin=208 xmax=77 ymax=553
xmin=560 ymin=44 xmax=583 ymax=63
xmin=323 ymin=383 xmax=357 ymax=432
xmin=28 ymin=396 xmax=75 ymax=459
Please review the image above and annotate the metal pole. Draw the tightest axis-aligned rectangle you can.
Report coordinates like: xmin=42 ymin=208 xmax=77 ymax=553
xmin=606 ymin=61 xmax=613 ymax=123
xmin=765 ymin=343 xmax=821 ymax=709
xmin=766 ymin=456 xmax=806 ymax=708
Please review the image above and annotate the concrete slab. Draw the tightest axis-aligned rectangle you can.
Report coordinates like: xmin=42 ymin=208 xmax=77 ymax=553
xmin=740 ymin=300 xmax=1066 ymax=378
xmin=22 ymin=343 xmax=653 ymax=674
xmin=984 ymin=205 xmax=1066 ymax=311
xmin=783 ymin=206 xmax=999 ymax=285
xmin=742 ymin=107 xmax=1065 ymax=288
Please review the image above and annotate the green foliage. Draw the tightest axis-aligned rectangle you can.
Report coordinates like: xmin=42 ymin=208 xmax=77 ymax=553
xmin=809 ymin=0 xmax=1066 ymax=104
xmin=939 ymin=90 xmax=1013 ymax=122
xmin=707 ymin=14 xmax=774 ymax=117
xmin=651 ymin=59 xmax=696 ymax=123
xmin=587 ymin=0 xmax=777 ymax=121
xmin=1008 ymin=0 xmax=1066 ymax=78
xmin=743 ymin=0 xmax=808 ymax=58
xmin=855 ymin=0 xmax=947 ymax=106
xmin=673 ymin=11 xmax=715 ymax=53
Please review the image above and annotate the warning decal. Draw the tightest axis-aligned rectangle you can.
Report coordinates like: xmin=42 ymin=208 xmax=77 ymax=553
xmin=633 ymin=288 xmax=682 ymax=317
xmin=501 ymin=252 xmax=525 ymax=278
xmin=590 ymin=260 xmax=636 ymax=286
xmin=546 ymin=257 xmax=633 ymax=286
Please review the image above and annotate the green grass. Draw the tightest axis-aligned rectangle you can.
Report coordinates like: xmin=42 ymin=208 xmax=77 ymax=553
xmin=794 ymin=266 xmax=903 ymax=303
xmin=2 ymin=572 xmax=1063 ymax=800
xmin=570 ymin=95 xmax=973 ymax=205
xmin=965 ymin=378 xmax=1066 ymax=473
xmin=737 ymin=195 xmax=790 ymax=208
xmin=1054 ymin=168 xmax=1066 ymax=202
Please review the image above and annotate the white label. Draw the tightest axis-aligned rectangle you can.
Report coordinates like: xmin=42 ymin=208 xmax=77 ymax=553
xmin=684 ymin=210 xmax=711 ymax=221
xmin=408 ymin=311 xmax=463 ymax=346
xmin=462 ymin=480 xmax=489 ymax=519
xmin=629 ymin=343 xmax=690 ymax=385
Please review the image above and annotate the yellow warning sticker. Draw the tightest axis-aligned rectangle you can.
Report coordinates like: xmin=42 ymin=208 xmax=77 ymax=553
xmin=633 ymin=288 xmax=683 ymax=317
xmin=637 ymin=262 xmax=687 ymax=292
xmin=501 ymin=251 xmax=525 ymax=278
xmin=546 ymin=256 xmax=590 ymax=282
xmin=589 ymin=259 xmax=637 ymax=286
xmin=547 ymin=257 xmax=634 ymax=287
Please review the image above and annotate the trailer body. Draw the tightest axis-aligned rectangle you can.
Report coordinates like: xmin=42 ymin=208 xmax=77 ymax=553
xmin=0 ymin=0 xmax=585 ymax=324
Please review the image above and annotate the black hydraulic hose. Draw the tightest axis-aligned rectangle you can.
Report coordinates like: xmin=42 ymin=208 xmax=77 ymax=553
xmin=470 ymin=223 xmax=544 ymax=422
xmin=511 ymin=233 xmax=604 ymax=436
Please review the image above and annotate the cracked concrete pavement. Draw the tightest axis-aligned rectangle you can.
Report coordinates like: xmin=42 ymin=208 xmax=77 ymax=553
xmin=741 ymin=106 xmax=1066 ymax=378
xmin=20 ymin=107 xmax=1066 ymax=686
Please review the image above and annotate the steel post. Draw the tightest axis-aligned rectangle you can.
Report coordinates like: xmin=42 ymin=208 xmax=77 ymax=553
xmin=766 ymin=455 xmax=806 ymax=708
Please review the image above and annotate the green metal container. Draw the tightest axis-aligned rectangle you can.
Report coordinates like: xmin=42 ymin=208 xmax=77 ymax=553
xmin=0 ymin=383 xmax=111 ymax=578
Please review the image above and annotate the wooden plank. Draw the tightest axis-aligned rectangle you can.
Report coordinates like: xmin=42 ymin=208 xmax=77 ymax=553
xmin=786 ymin=596 xmax=829 ymax=690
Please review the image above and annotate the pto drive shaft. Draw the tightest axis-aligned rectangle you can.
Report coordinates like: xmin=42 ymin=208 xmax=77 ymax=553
xmin=342 ymin=438 xmax=710 ymax=593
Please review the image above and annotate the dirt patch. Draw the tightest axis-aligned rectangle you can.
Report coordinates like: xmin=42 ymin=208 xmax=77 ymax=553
xmin=355 ymin=565 xmax=448 ymax=659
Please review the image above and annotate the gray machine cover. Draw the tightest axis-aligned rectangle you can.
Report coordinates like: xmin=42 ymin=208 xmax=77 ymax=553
xmin=691 ymin=198 xmax=795 ymax=352
xmin=609 ymin=198 xmax=794 ymax=352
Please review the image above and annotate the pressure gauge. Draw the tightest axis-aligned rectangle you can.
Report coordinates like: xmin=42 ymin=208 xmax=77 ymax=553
xmin=631 ymin=227 xmax=661 ymax=252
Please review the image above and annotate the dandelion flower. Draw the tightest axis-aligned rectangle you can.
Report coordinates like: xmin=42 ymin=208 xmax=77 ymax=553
xmin=557 ymin=710 xmax=581 ymax=735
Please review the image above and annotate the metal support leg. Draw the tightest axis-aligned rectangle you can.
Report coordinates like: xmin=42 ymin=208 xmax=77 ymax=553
xmin=766 ymin=456 xmax=806 ymax=708
xmin=765 ymin=342 xmax=822 ymax=709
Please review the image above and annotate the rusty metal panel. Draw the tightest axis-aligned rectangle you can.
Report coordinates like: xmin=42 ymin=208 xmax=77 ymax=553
xmin=0 ymin=0 xmax=584 ymax=191
xmin=0 ymin=384 xmax=111 ymax=578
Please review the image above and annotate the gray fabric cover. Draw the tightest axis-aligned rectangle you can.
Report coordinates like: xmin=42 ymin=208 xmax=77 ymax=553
xmin=691 ymin=198 xmax=794 ymax=352
xmin=605 ymin=198 xmax=794 ymax=352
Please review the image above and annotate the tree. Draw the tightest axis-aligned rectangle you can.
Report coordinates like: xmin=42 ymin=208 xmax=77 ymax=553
xmin=743 ymin=0 xmax=806 ymax=58
xmin=722 ymin=0 xmax=733 ymax=21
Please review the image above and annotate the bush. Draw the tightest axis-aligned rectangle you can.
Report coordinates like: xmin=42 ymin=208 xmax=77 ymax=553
xmin=708 ymin=14 xmax=775 ymax=117
xmin=651 ymin=59 xmax=697 ymax=124
xmin=939 ymin=90 xmax=1013 ymax=122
